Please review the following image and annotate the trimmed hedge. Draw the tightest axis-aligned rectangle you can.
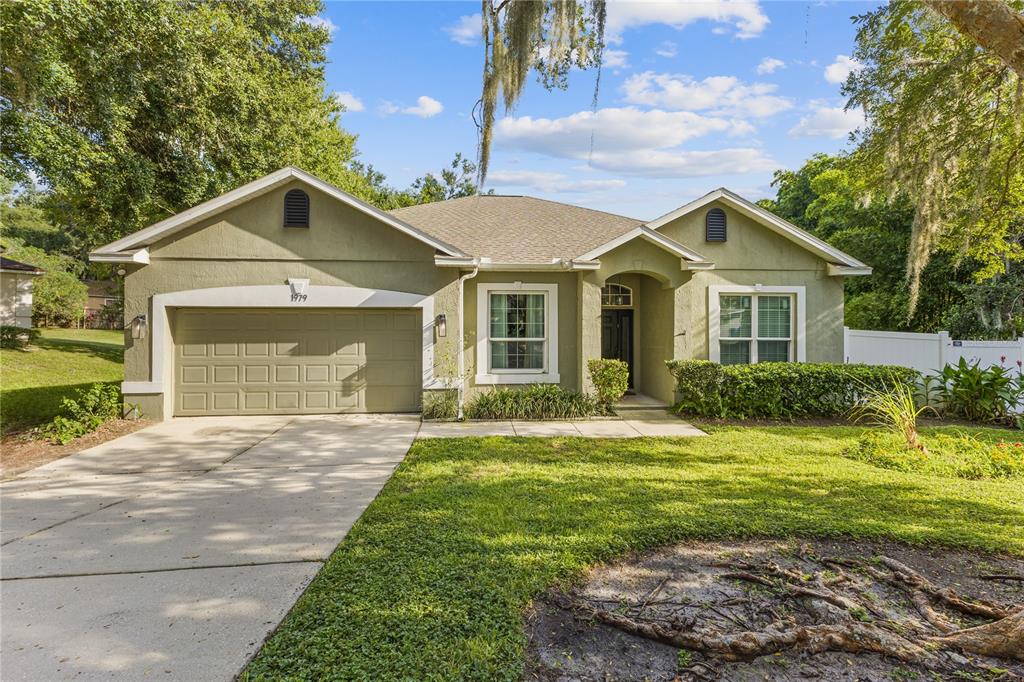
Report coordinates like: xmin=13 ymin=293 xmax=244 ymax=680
xmin=667 ymin=360 xmax=919 ymax=419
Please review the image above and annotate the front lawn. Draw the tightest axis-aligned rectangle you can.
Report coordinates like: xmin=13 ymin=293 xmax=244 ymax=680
xmin=244 ymin=426 xmax=1023 ymax=681
xmin=1 ymin=328 xmax=124 ymax=434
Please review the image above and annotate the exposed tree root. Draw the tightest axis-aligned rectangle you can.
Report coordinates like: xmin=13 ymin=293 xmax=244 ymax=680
xmin=548 ymin=550 xmax=1024 ymax=677
xmin=929 ymin=608 xmax=1024 ymax=661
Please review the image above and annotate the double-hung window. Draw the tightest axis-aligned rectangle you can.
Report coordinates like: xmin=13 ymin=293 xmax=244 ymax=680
xmin=476 ymin=283 xmax=559 ymax=383
xmin=713 ymin=288 xmax=802 ymax=364
xmin=489 ymin=292 xmax=546 ymax=370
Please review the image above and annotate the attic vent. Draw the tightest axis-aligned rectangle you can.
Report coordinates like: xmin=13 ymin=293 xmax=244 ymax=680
xmin=705 ymin=208 xmax=727 ymax=242
xmin=284 ymin=189 xmax=310 ymax=228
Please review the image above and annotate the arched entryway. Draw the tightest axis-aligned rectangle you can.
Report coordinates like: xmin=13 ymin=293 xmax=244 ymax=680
xmin=599 ymin=273 xmax=675 ymax=401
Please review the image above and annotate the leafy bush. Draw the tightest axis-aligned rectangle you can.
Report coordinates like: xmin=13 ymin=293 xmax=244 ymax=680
xmin=45 ymin=383 xmax=122 ymax=444
xmin=851 ymin=381 xmax=934 ymax=452
xmin=846 ymin=431 xmax=1024 ymax=480
xmin=929 ymin=358 xmax=1023 ymax=424
xmin=422 ymin=389 xmax=458 ymax=421
xmin=667 ymin=360 xmax=919 ymax=419
xmin=0 ymin=325 xmax=40 ymax=349
xmin=587 ymin=358 xmax=629 ymax=413
xmin=464 ymin=384 xmax=596 ymax=420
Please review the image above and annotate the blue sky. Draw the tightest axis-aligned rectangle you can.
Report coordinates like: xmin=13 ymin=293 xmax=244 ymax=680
xmin=313 ymin=1 xmax=877 ymax=219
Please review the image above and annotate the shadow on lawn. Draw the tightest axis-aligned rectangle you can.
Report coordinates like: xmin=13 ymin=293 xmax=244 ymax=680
xmin=30 ymin=335 xmax=124 ymax=363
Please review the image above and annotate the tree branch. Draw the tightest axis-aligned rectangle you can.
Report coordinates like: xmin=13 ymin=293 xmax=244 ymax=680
xmin=923 ymin=0 xmax=1024 ymax=76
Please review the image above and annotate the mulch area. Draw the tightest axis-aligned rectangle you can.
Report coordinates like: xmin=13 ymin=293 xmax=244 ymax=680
xmin=527 ymin=538 xmax=1024 ymax=681
xmin=1 ymin=419 xmax=153 ymax=479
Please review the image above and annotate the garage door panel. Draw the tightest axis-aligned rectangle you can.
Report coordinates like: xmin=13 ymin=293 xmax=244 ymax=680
xmin=173 ymin=308 xmax=421 ymax=416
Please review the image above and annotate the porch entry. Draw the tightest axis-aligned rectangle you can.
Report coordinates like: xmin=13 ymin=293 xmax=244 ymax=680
xmin=601 ymin=309 xmax=634 ymax=389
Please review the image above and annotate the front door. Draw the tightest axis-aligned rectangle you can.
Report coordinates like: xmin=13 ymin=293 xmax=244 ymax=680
xmin=601 ymin=309 xmax=634 ymax=388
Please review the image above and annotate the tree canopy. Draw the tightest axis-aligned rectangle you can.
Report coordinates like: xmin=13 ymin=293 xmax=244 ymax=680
xmin=762 ymin=153 xmax=1023 ymax=340
xmin=844 ymin=0 xmax=1024 ymax=309
xmin=1 ymin=0 xmax=375 ymax=251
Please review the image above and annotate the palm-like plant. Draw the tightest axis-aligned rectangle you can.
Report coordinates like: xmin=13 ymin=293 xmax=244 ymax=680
xmin=852 ymin=381 xmax=936 ymax=454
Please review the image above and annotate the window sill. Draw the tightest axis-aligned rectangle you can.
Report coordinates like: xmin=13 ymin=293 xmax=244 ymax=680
xmin=475 ymin=373 xmax=561 ymax=385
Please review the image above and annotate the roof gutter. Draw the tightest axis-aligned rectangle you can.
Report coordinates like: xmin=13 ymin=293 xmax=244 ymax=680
xmin=434 ymin=256 xmax=600 ymax=271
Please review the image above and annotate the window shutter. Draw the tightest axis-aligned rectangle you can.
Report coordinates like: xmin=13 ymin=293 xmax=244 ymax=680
xmin=705 ymin=208 xmax=727 ymax=242
xmin=284 ymin=189 xmax=310 ymax=228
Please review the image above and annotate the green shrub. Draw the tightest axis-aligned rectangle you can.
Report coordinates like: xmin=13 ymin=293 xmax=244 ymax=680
xmin=929 ymin=357 xmax=1023 ymax=424
xmin=45 ymin=382 xmax=122 ymax=444
xmin=0 ymin=325 xmax=40 ymax=349
xmin=667 ymin=360 xmax=919 ymax=419
xmin=422 ymin=389 xmax=458 ymax=421
xmin=587 ymin=358 xmax=629 ymax=413
xmin=846 ymin=431 xmax=1024 ymax=480
xmin=464 ymin=384 xmax=596 ymax=420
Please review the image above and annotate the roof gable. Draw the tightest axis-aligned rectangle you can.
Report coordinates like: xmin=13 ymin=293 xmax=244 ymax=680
xmin=90 ymin=167 xmax=466 ymax=260
xmin=645 ymin=188 xmax=869 ymax=272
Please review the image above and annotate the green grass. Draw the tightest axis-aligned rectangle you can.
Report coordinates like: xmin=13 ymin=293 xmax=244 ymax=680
xmin=243 ymin=426 xmax=1023 ymax=681
xmin=846 ymin=429 xmax=1024 ymax=480
xmin=1 ymin=328 xmax=124 ymax=434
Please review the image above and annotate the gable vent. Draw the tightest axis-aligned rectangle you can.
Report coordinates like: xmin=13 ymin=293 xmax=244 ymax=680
xmin=284 ymin=189 xmax=310 ymax=228
xmin=705 ymin=208 xmax=726 ymax=242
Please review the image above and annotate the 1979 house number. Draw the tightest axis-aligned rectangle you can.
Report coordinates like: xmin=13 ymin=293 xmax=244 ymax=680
xmin=290 ymin=293 xmax=308 ymax=303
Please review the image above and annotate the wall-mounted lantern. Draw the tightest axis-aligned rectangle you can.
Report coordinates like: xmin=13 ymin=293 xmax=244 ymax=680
xmin=436 ymin=314 xmax=447 ymax=338
xmin=130 ymin=314 xmax=148 ymax=339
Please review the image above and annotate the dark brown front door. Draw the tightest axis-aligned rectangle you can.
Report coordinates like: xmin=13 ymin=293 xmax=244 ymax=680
xmin=601 ymin=309 xmax=634 ymax=388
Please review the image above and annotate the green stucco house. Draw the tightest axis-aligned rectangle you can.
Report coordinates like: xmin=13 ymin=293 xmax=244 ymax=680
xmin=89 ymin=167 xmax=870 ymax=420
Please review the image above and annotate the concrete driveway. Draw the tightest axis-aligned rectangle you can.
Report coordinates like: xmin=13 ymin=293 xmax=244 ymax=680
xmin=0 ymin=414 xmax=418 ymax=681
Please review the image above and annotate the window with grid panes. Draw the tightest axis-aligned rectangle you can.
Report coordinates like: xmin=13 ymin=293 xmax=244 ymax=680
xmin=718 ymin=294 xmax=792 ymax=364
xmin=489 ymin=293 xmax=546 ymax=370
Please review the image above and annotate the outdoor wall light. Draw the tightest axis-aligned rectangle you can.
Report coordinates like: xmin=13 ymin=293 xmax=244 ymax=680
xmin=436 ymin=314 xmax=447 ymax=338
xmin=131 ymin=314 xmax=148 ymax=339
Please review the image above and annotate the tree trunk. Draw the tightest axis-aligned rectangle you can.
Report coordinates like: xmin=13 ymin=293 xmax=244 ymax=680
xmin=923 ymin=0 xmax=1024 ymax=76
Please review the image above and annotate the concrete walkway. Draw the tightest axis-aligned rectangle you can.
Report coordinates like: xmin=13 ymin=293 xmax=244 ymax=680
xmin=418 ymin=410 xmax=706 ymax=439
xmin=0 ymin=414 xmax=418 ymax=681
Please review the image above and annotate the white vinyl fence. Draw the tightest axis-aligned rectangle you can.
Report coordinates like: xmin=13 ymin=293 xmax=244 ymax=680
xmin=844 ymin=327 xmax=1024 ymax=375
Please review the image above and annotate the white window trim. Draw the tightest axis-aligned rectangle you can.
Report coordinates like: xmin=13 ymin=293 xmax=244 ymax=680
xmin=476 ymin=282 xmax=559 ymax=384
xmin=709 ymin=285 xmax=806 ymax=363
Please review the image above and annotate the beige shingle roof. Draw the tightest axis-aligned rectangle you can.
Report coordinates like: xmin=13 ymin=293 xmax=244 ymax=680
xmin=389 ymin=195 xmax=643 ymax=263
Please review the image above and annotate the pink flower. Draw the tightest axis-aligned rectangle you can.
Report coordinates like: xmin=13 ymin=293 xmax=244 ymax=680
xmin=1001 ymin=355 xmax=1007 ymax=363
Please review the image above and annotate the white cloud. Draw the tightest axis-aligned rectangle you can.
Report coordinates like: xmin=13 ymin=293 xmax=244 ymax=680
xmin=606 ymin=0 xmax=768 ymax=42
xmin=622 ymin=71 xmax=793 ymax=118
xmin=445 ymin=14 xmax=480 ymax=46
xmin=298 ymin=15 xmax=338 ymax=35
xmin=495 ymin=107 xmax=774 ymax=178
xmin=404 ymin=95 xmax=444 ymax=117
xmin=487 ymin=170 xmax=626 ymax=193
xmin=756 ymin=57 xmax=784 ymax=74
xmin=655 ymin=41 xmax=678 ymax=58
xmin=332 ymin=91 xmax=364 ymax=112
xmin=603 ymin=49 xmax=629 ymax=69
xmin=586 ymin=148 xmax=777 ymax=178
xmin=789 ymin=105 xmax=865 ymax=139
xmin=824 ymin=55 xmax=863 ymax=84
xmin=381 ymin=96 xmax=444 ymax=118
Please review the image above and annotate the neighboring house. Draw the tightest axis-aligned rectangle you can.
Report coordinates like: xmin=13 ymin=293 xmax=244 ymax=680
xmin=84 ymin=279 xmax=122 ymax=329
xmin=89 ymin=167 xmax=870 ymax=421
xmin=0 ymin=253 xmax=44 ymax=328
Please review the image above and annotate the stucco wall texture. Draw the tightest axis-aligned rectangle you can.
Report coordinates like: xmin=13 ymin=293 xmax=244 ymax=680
xmin=121 ymin=181 xmax=848 ymax=418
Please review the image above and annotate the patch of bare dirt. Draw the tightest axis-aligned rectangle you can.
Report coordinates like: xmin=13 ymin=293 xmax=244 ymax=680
xmin=1 ymin=419 xmax=153 ymax=479
xmin=526 ymin=539 xmax=1024 ymax=681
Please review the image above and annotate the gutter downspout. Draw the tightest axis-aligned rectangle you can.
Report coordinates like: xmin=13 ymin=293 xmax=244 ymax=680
xmin=456 ymin=262 xmax=480 ymax=420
